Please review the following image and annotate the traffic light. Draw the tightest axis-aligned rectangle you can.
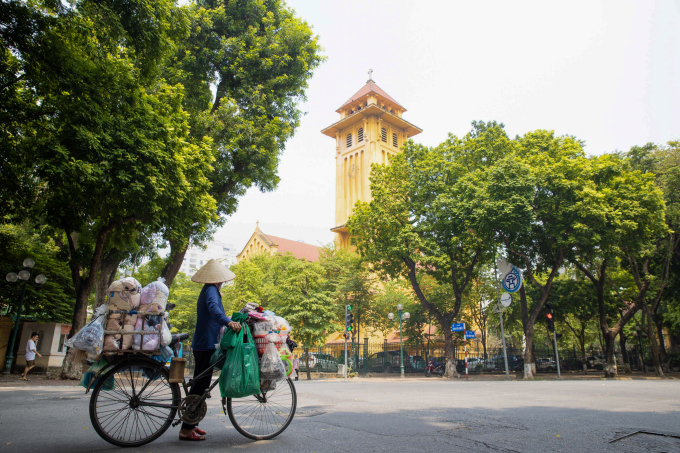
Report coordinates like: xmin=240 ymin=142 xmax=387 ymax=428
xmin=345 ymin=313 xmax=354 ymax=332
xmin=545 ymin=303 xmax=555 ymax=332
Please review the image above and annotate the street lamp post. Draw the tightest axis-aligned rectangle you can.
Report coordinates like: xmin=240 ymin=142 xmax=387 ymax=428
xmin=388 ymin=304 xmax=410 ymax=378
xmin=3 ymin=258 xmax=46 ymax=375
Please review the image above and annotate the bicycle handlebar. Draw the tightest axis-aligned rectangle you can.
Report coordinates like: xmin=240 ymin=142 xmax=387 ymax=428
xmin=170 ymin=333 xmax=189 ymax=346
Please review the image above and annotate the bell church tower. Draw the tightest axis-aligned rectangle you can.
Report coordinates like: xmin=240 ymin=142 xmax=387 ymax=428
xmin=321 ymin=71 xmax=422 ymax=248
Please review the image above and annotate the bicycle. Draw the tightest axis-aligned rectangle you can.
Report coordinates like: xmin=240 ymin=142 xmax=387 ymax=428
xmin=85 ymin=333 xmax=297 ymax=448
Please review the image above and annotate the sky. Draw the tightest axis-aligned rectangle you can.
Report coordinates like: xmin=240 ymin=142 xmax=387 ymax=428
xmin=213 ymin=0 xmax=680 ymax=254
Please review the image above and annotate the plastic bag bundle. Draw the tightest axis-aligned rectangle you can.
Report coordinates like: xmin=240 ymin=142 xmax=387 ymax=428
xmin=140 ymin=278 xmax=169 ymax=311
xmin=108 ymin=277 xmax=141 ymax=310
xmin=160 ymin=320 xmax=172 ymax=347
xmin=274 ymin=316 xmax=292 ymax=332
xmin=132 ymin=318 xmax=143 ymax=350
xmin=103 ymin=335 xmax=120 ymax=351
xmin=145 ymin=314 xmax=163 ymax=328
xmin=215 ymin=325 xmax=227 ymax=349
xmin=252 ymin=321 xmax=273 ymax=335
xmin=140 ymin=285 xmax=156 ymax=306
xmin=218 ymin=322 xmax=260 ymax=398
xmin=157 ymin=345 xmax=174 ymax=362
xmin=65 ymin=308 xmax=107 ymax=355
xmin=259 ymin=341 xmax=286 ymax=381
xmin=142 ymin=325 xmax=160 ymax=351
xmin=279 ymin=343 xmax=293 ymax=377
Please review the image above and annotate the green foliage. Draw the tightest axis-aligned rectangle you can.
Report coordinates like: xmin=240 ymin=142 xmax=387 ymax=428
xmin=223 ymin=253 xmax=337 ymax=347
xmin=318 ymin=247 xmax=376 ymax=339
xmin=268 ymin=256 xmax=336 ymax=348
xmin=348 ymin=121 xmax=515 ymax=364
xmin=0 ymin=223 xmax=75 ymax=323
xmin=159 ymin=0 xmax=325 ymax=251
xmin=129 ymin=255 xmax=171 ymax=287
xmin=167 ymin=272 xmax=203 ymax=343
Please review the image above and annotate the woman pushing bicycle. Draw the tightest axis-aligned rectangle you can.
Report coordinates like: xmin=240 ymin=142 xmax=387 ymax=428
xmin=180 ymin=259 xmax=241 ymax=442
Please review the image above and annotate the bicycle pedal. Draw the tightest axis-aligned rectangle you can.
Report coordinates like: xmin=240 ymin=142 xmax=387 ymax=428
xmin=172 ymin=419 xmax=181 ymax=427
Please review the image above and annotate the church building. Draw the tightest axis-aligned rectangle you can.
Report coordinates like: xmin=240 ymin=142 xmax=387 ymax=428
xmin=236 ymin=222 xmax=321 ymax=263
xmin=321 ymin=71 xmax=422 ymax=248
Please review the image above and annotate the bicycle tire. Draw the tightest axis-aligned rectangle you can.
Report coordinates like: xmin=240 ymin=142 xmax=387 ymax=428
xmin=227 ymin=378 xmax=297 ymax=440
xmin=89 ymin=357 xmax=181 ymax=448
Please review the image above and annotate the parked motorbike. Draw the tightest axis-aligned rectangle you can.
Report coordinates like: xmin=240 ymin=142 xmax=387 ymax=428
xmin=424 ymin=359 xmax=445 ymax=377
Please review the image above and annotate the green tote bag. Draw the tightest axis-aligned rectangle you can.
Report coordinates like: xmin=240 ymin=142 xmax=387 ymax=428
xmin=218 ymin=322 xmax=261 ymax=398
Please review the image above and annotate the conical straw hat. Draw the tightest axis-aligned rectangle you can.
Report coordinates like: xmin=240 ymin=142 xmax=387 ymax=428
xmin=191 ymin=259 xmax=236 ymax=284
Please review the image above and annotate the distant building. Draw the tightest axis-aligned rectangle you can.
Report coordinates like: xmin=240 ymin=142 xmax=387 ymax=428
xmin=237 ymin=222 xmax=321 ymax=262
xmin=180 ymin=241 xmax=238 ymax=277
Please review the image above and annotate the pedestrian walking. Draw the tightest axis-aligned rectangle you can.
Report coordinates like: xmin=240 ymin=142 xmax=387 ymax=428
xmin=293 ymin=354 xmax=300 ymax=381
xmin=21 ymin=333 xmax=42 ymax=381
xmin=179 ymin=259 xmax=239 ymax=442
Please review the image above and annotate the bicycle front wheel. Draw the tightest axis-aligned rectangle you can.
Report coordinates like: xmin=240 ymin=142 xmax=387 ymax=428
xmin=89 ymin=357 xmax=181 ymax=447
xmin=227 ymin=378 xmax=297 ymax=440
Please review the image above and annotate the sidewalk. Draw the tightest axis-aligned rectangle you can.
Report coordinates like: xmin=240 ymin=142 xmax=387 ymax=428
xmin=0 ymin=373 xmax=80 ymax=388
xmin=345 ymin=370 xmax=679 ymax=381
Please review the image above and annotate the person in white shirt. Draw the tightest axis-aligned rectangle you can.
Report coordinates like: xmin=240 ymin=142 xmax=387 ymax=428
xmin=21 ymin=333 xmax=42 ymax=381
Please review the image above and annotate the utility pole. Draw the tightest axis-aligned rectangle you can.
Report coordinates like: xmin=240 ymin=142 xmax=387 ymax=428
xmin=344 ymin=304 xmax=348 ymax=381
xmin=494 ymin=258 xmax=511 ymax=381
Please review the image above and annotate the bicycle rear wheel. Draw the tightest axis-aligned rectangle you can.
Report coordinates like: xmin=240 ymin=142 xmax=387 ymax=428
xmin=227 ymin=378 xmax=297 ymax=440
xmin=89 ymin=357 xmax=180 ymax=447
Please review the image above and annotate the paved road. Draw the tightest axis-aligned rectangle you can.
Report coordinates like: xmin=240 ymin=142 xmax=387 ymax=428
xmin=0 ymin=378 xmax=678 ymax=452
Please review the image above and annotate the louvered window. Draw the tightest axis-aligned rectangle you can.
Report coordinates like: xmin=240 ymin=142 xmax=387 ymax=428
xmin=358 ymin=128 xmax=364 ymax=142
xmin=381 ymin=127 xmax=387 ymax=142
xmin=392 ymin=133 xmax=398 ymax=147
xmin=346 ymin=132 xmax=352 ymax=148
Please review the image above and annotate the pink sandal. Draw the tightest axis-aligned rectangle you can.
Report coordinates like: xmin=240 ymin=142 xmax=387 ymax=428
xmin=179 ymin=431 xmax=205 ymax=441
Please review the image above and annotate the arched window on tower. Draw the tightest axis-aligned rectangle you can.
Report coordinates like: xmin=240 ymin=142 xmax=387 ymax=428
xmin=346 ymin=132 xmax=352 ymax=148
xmin=392 ymin=133 xmax=398 ymax=147
xmin=381 ymin=127 xmax=387 ymax=143
xmin=358 ymin=128 xmax=364 ymax=142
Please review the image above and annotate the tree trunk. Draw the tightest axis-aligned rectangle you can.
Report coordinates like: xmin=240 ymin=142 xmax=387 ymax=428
xmin=305 ymin=347 xmax=311 ymax=381
xmin=603 ymin=332 xmax=618 ymax=378
xmin=654 ymin=316 xmax=669 ymax=371
xmin=94 ymin=254 xmax=122 ymax=308
xmin=519 ymin=285 xmax=535 ymax=379
xmin=443 ymin=330 xmax=459 ymax=378
xmin=645 ymin=303 xmax=663 ymax=376
xmin=619 ymin=331 xmax=632 ymax=374
xmin=523 ymin=323 xmax=535 ymax=380
xmin=160 ymin=240 xmax=188 ymax=287
xmin=60 ymin=288 xmax=93 ymax=379
xmin=580 ymin=338 xmax=588 ymax=374
xmin=60 ymin=348 xmax=89 ymax=380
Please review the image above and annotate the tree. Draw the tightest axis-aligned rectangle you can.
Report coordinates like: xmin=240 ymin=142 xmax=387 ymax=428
xmin=569 ymin=154 xmax=668 ymax=377
xmin=465 ymin=274 xmax=496 ymax=359
xmin=2 ymin=0 xmax=218 ymax=378
xmin=348 ymin=121 xmax=512 ymax=377
xmin=487 ymin=130 xmax=589 ymax=379
xmin=319 ymin=246 xmax=376 ymax=357
xmin=0 ymin=223 xmax=75 ymax=323
xmin=545 ymin=274 xmax=600 ymax=373
xmin=622 ymin=141 xmax=680 ymax=371
xmin=267 ymin=256 xmax=336 ymax=380
xmin=159 ymin=0 xmax=325 ymax=286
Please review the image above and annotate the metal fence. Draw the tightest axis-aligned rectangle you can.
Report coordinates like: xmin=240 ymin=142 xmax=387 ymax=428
xmin=297 ymin=340 xmax=652 ymax=375
xmin=180 ymin=339 xmax=657 ymax=377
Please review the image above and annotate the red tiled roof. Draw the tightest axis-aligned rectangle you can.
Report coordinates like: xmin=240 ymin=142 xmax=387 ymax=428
xmin=265 ymin=234 xmax=321 ymax=262
xmin=338 ymin=81 xmax=405 ymax=111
